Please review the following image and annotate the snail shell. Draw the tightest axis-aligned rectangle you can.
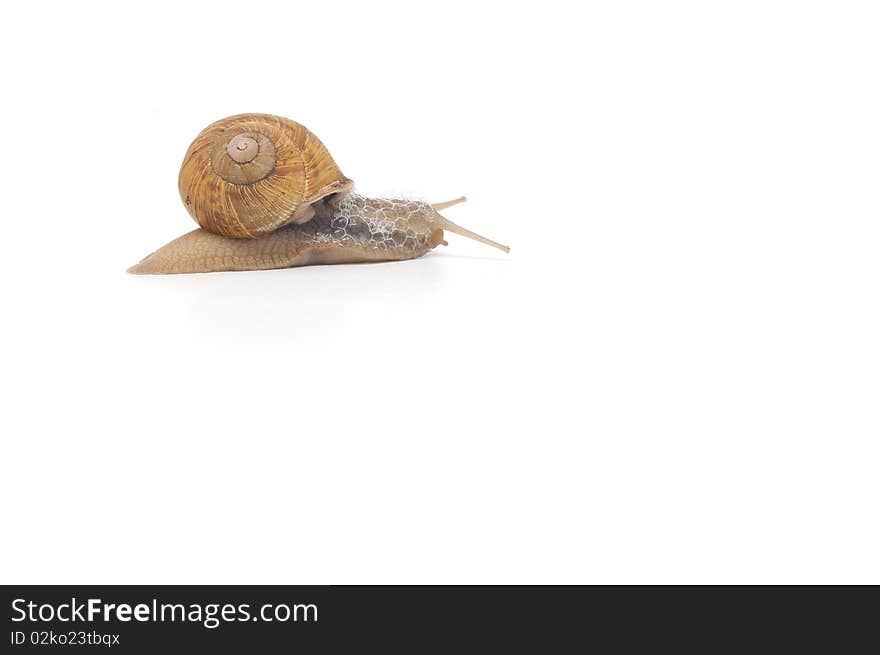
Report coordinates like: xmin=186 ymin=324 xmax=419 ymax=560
xmin=178 ymin=113 xmax=353 ymax=238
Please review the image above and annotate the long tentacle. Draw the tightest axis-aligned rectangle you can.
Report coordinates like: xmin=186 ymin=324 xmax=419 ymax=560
xmin=432 ymin=196 xmax=468 ymax=211
xmin=436 ymin=213 xmax=510 ymax=253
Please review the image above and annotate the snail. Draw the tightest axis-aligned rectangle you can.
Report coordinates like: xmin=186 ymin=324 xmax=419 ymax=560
xmin=128 ymin=113 xmax=509 ymax=274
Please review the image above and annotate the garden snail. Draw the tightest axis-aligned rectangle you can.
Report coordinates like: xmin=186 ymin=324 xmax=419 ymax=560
xmin=128 ymin=113 xmax=509 ymax=274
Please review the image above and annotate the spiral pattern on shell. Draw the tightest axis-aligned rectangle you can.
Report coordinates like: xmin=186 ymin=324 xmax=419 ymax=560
xmin=178 ymin=113 xmax=352 ymax=238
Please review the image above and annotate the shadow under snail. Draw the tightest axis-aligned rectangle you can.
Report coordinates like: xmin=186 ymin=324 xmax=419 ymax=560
xmin=128 ymin=113 xmax=509 ymax=274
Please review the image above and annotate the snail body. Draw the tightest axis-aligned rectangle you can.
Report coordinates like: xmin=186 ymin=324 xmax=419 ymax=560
xmin=129 ymin=114 xmax=508 ymax=275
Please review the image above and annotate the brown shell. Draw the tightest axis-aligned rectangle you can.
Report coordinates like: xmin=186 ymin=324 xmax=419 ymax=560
xmin=178 ymin=113 xmax=353 ymax=238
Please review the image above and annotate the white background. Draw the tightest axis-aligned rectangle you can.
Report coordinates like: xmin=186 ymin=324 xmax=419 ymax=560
xmin=1 ymin=1 xmax=878 ymax=583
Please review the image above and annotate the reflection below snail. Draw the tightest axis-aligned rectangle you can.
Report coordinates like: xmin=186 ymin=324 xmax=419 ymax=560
xmin=129 ymin=114 xmax=509 ymax=275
